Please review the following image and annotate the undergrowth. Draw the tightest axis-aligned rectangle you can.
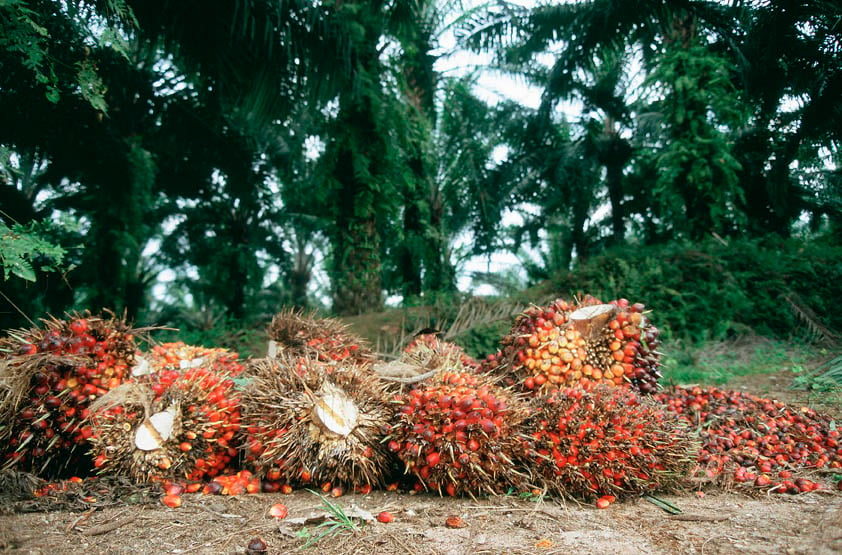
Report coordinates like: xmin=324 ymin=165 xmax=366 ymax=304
xmin=659 ymin=336 xmax=814 ymax=386
xmin=552 ymin=236 xmax=842 ymax=343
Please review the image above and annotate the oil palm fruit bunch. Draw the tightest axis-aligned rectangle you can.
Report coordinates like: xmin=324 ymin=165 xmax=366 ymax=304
xmin=376 ymin=331 xmax=480 ymax=385
xmin=403 ymin=331 xmax=481 ymax=373
xmin=572 ymin=299 xmax=662 ymax=394
xmin=386 ymin=370 xmax=529 ymax=496
xmin=0 ymin=312 xmax=141 ymax=477
xmin=241 ymin=354 xmax=393 ymax=491
xmin=136 ymin=341 xmax=245 ymax=381
xmin=266 ymin=309 xmax=374 ymax=365
xmin=493 ymin=296 xmax=662 ymax=394
xmin=521 ymin=384 xmax=695 ymax=499
xmin=87 ymin=361 xmax=243 ymax=484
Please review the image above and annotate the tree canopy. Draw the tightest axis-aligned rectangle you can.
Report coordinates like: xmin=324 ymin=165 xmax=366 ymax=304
xmin=1 ymin=0 xmax=840 ymax=331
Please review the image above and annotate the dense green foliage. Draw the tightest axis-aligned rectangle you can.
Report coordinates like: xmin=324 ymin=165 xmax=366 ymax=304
xmin=1 ymin=0 xmax=840 ymax=339
xmin=554 ymin=237 xmax=842 ymax=342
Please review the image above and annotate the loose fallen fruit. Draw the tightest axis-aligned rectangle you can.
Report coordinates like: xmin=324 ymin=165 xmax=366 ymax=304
xmin=246 ymin=537 xmax=268 ymax=555
xmin=596 ymin=495 xmax=615 ymax=509
xmin=162 ymin=494 xmax=182 ymax=508
xmin=445 ymin=515 xmax=466 ymax=528
xmin=269 ymin=503 xmax=289 ymax=519
xmin=377 ymin=511 xmax=394 ymax=523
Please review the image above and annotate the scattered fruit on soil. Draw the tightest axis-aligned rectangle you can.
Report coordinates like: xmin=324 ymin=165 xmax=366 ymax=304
xmin=246 ymin=537 xmax=268 ymax=555
xmin=445 ymin=515 xmax=466 ymax=528
xmin=269 ymin=503 xmax=288 ymax=519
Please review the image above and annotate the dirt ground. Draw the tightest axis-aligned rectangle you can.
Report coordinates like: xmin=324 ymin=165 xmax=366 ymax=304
xmin=1 ymin=486 xmax=840 ymax=554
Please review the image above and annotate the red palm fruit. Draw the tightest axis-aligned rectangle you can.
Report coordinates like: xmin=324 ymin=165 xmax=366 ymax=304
xmin=655 ymin=385 xmax=842 ymax=488
xmin=246 ymin=538 xmax=267 ymax=555
xmin=445 ymin=516 xmax=466 ymax=529
xmin=595 ymin=496 xmax=612 ymax=509
xmin=521 ymin=384 xmax=695 ymax=500
xmin=240 ymin=355 xmax=393 ymax=491
xmin=269 ymin=504 xmax=288 ymax=519
xmin=387 ymin=371 xmax=528 ymax=496
xmin=377 ymin=511 xmax=394 ymax=523
xmin=87 ymin=361 xmax=242 ymax=484
xmin=0 ymin=311 xmax=142 ymax=477
xmin=265 ymin=310 xmax=374 ymax=366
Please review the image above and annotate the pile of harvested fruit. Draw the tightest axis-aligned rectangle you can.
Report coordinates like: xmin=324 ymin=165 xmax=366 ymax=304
xmin=655 ymin=385 xmax=841 ymax=493
xmin=1 ymin=301 xmax=839 ymax=511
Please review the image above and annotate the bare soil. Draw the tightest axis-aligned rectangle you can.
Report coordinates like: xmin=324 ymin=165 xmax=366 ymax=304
xmin=1 ymin=486 xmax=840 ymax=554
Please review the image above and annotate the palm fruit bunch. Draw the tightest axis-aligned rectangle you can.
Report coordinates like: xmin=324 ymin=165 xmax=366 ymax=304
xmin=491 ymin=296 xmax=662 ymax=394
xmin=386 ymin=369 xmax=529 ymax=496
xmin=136 ymin=342 xmax=245 ymax=382
xmin=0 ymin=312 xmax=140 ymax=476
xmin=403 ymin=331 xmax=481 ymax=373
xmin=266 ymin=309 xmax=374 ymax=365
xmin=572 ymin=299 xmax=662 ymax=394
xmin=520 ymin=384 xmax=695 ymax=499
xmin=655 ymin=386 xmax=842 ymax=492
xmin=241 ymin=354 xmax=393 ymax=491
xmin=87 ymin=358 xmax=243 ymax=484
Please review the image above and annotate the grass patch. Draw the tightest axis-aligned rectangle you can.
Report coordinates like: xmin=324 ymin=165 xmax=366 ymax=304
xmin=660 ymin=336 xmax=813 ymax=386
xmin=295 ymin=490 xmax=361 ymax=549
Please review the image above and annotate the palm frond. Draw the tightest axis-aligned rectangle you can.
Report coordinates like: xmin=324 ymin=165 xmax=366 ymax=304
xmin=784 ymin=292 xmax=841 ymax=344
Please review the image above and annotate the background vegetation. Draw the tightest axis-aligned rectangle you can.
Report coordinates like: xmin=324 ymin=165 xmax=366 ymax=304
xmin=2 ymin=1 xmax=841 ymax=365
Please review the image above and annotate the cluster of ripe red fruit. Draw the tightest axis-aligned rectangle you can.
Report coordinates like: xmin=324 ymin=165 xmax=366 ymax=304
xmin=655 ymin=386 xmax=841 ymax=493
xmin=89 ymin=347 xmax=244 ymax=483
xmin=266 ymin=309 xmax=373 ymax=365
xmin=388 ymin=371 xmax=524 ymax=496
xmin=2 ymin=315 xmax=135 ymax=475
xmin=523 ymin=384 xmax=692 ymax=498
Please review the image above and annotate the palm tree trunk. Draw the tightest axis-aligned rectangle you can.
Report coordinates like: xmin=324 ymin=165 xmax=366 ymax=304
xmin=330 ymin=104 xmax=384 ymax=315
